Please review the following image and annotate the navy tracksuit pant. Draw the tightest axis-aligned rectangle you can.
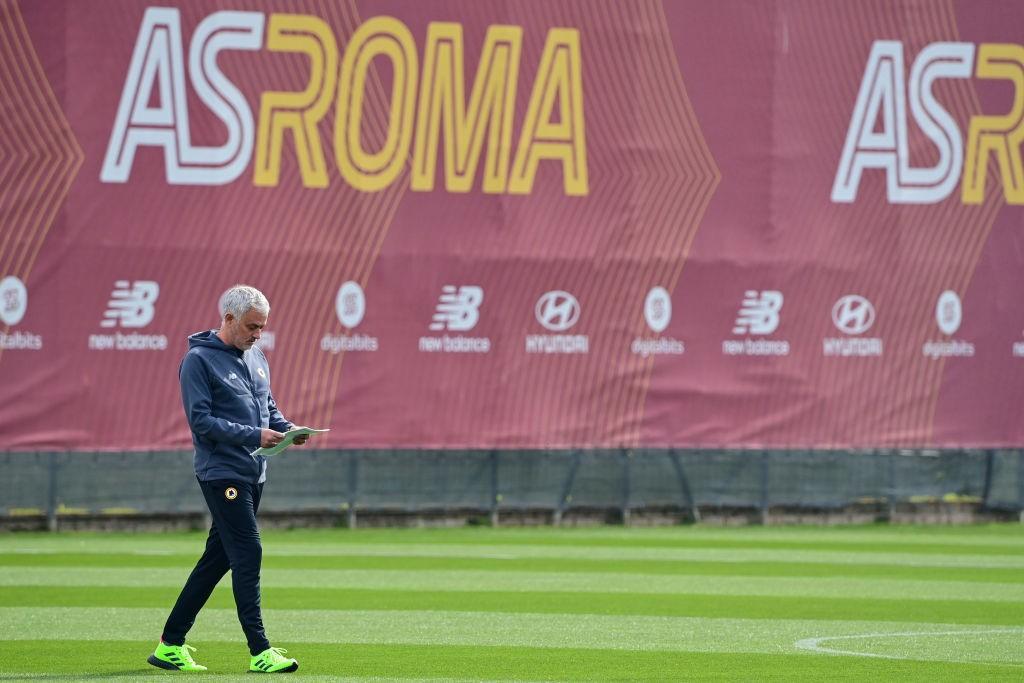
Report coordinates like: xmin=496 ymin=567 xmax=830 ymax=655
xmin=161 ymin=480 xmax=271 ymax=656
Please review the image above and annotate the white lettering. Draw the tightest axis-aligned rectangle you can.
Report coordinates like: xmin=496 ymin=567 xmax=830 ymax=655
xmin=524 ymin=334 xmax=589 ymax=354
xmin=832 ymin=41 xmax=974 ymax=203
xmin=88 ymin=332 xmax=168 ymax=351
xmin=721 ymin=338 xmax=790 ymax=356
xmin=320 ymin=333 xmax=379 ymax=353
xmin=922 ymin=340 xmax=975 ymax=359
xmin=630 ymin=337 xmax=684 ymax=357
xmin=0 ymin=331 xmax=42 ymax=350
xmin=418 ymin=335 xmax=490 ymax=353
xmin=822 ymin=337 xmax=884 ymax=357
xmin=100 ymin=9 xmax=264 ymax=184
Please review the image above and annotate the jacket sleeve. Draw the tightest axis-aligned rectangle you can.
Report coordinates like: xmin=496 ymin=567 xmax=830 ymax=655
xmin=180 ymin=352 xmax=261 ymax=447
xmin=267 ymin=391 xmax=293 ymax=433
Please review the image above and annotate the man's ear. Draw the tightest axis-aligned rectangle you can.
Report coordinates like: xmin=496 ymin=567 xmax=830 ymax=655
xmin=223 ymin=313 xmax=235 ymax=324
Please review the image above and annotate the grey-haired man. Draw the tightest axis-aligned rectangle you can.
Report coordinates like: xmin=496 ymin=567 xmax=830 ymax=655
xmin=148 ymin=284 xmax=305 ymax=673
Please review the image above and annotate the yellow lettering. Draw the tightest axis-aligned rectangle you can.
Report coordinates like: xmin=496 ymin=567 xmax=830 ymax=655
xmin=508 ymin=28 xmax=588 ymax=196
xmin=335 ymin=17 xmax=417 ymax=192
xmin=962 ymin=44 xmax=1024 ymax=204
xmin=411 ymin=23 xmax=522 ymax=193
xmin=254 ymin=14 xmax=338 ymax=188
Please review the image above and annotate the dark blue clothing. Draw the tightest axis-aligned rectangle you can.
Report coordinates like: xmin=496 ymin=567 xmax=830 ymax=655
xmin=162 ymin=479 xmax=270 ymax=656
xmin=179 ymin=330 xmax=291 ymax=484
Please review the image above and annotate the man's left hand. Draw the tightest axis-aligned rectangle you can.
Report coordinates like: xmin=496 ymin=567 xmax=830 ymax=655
xmin=293 ymin=433 xmax=310 ymax=446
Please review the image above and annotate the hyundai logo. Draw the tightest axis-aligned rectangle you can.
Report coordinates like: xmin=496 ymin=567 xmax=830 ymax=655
xmin=535 ymin=290 xmax=580 ymax=331
xmin=831 ymin=294 xmax=875 ymax=335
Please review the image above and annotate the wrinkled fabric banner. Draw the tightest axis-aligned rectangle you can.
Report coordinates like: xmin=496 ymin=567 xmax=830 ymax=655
xmin=0 ymin=0 xmax=1022 ymax=450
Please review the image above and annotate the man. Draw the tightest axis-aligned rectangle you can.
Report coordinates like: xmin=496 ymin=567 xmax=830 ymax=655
xmin=148 ymin=285 xmax=307 ymax=674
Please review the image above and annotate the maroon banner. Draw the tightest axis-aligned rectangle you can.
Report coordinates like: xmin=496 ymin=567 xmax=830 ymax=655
xmin=1 ymin=0 xmax=1023 ymax=450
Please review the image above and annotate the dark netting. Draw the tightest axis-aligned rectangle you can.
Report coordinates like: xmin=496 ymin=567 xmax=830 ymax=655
xmin=985 ymin=450 xmax=1024 ymax=510
xmin=52 ymin=451 xmax=203 ymax=514
xmin=1 ymin=449 xmax=1021 ymax=520
xmin=497 ymin=451 xmax=579 ymax=509
xmin=0 ymin=452 xmax=51 ymax=512
xmin=260 ymin=450 xmax=352 ymax=512
xmin=682 ymin=450 xmax=765 ymax=507
xmin=354 ymin=449 xmax=494 ymax=511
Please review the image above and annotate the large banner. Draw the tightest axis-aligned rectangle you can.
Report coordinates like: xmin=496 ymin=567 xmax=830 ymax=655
xmin=1 ymin=0 xmax=1022 ymax=450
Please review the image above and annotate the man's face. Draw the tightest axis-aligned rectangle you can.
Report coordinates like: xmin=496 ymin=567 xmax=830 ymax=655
xmin=223 ymin=308 xmax=268 ymax=350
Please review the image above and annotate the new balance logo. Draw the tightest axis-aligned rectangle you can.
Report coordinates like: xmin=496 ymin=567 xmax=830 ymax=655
xmin=101 ymin=280 xmax=160 ymax=328
xmin=732 ymin=290 xmax=783 ymax=335
xmin=429 ymin=285 xmax=483 ymax=331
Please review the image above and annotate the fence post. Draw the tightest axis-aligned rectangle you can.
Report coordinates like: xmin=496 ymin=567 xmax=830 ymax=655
xmin=46 ymin=452 xmax=59 ymax=532
xmin=347 ymin=451 xmax=359 ymax=529
xmin=888 ymin=451 xmax=897 ymax=521
xmin=981 ymin=450 xmax=995 ymax=508
xmin=621 ymin=450 xmax=632 ymax=526
xmin=554 ymin=451 xmax=581 ymax=526
xmin=759 ymin=451 xmax=770 ymax=525
xmin=668 ymin=449 xmax=701 ymax=523
xmin=489 ymin=450 xmax=500 ymax=527
xmin=1018 ymin=450 xmax=1024 ymax=523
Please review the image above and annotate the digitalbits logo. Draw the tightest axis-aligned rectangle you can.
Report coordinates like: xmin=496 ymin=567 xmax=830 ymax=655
xmin=936 ymin=290 xmax=962 ymax=336
xmin=644 ymin=286 xmax=671 ymax=333
xmin=631 ymin=286 xmax=683 ymax=357
xmin=831 ymin=295 xmax=875 ymax=335
xmin=0 ymin=276 xmax=27 ymax=326
xmin=320 ymin=280 xmax=378 ymax=353
xmin=335 ymin=281 xmax=365 ymax=329
xmin=923 ymin=290 xmax=972 ymax=359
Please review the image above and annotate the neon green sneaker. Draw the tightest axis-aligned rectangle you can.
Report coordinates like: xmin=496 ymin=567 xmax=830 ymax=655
xmin=147 ymin=641 xmax=207 ymax=671
xmin=249 ymin=647 xmax=299 ymax=673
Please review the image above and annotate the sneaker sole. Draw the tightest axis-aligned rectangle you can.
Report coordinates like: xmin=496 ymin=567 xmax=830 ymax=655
xmin=147 ymin=654 xmax=182 ymax=671
xmin=249 ymin=661 xmax=299 ymax=673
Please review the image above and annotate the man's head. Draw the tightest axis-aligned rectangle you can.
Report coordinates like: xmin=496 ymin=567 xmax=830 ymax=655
xmin=217 ymin=285 xmax=270 ymax=351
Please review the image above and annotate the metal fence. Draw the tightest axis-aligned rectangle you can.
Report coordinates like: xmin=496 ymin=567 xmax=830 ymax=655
xmin=2 ymin=449 xmax=1021 ymax=527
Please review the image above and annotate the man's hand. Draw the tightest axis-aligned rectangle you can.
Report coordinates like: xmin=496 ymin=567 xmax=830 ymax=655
xmin=260 ymin=429 xmax=285 ymax=448
xmin=292 ymin=430 xmax=310 ymax=446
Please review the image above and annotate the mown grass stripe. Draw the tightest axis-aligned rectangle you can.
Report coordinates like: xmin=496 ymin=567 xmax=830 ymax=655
xmin=1 ymin=566 xmax=1022 ymax=602
xmin=5 ymin=525 xmax=1023 ymax=550
xmin=1 ymin=586 xmax=1021 ymax=626
xmin=4 ymin=531 xmax=1024 ymax=557
xmin=6 ymin=640 xmax=1022 ymax=681
xmin=5 ymin=544 xmax=1024 ymax=569
xmin=4 ymin=551 xmax=1024 ymax=584
xmin=2 ymin=607 xmax=1022 ymax=663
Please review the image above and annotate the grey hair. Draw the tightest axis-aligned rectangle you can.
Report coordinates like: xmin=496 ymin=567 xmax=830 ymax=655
xmin=218 ymin=285 xmax=270 ymax=319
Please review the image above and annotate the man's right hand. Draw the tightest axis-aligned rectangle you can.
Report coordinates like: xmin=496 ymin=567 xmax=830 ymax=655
xmin=260 ymin=429 xmax=285 ymax=448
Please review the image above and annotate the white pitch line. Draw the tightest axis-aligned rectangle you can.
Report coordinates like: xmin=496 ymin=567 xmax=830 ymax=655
xmin=5 ymin=607 xmax=1024 ymax=661
xmin=0 ymin=675 xmax=549 ymax=683
xmin=795 ymin=628 xmax=1024 ymax=663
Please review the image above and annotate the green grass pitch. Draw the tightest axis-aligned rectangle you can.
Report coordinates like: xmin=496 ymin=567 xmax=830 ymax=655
xmin=1 ymin=524 xmax=1023 ymax=680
